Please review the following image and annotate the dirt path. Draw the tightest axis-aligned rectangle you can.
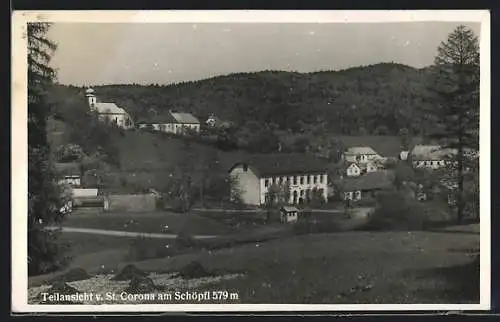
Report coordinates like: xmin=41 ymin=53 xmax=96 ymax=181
xmin=45 ymin=226 xmax=218 ymax=239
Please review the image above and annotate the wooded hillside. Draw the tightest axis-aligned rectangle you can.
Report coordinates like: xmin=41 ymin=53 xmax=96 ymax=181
xmin=49 ymin=62 xmax=436 ymax=137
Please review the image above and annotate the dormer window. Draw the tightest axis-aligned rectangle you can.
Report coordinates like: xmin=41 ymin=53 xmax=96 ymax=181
xmin=243 ymin=164 xmax=248 ymax=172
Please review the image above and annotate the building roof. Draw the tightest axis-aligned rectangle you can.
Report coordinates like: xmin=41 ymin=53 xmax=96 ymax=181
xmin=334 ymin=171 xmax=393 ymax=191
xmin=230 ymin=153 xmax=328 ymax=177
xmin=137 ymin=112 xmax=178 ymax=124
xmin=171 ymin=112 xmax=200 ymax=124
xmin=410 ymin=145 xmax=459 ymax=161
xmin=94 ymin=102 xmax=128 ymax=115
xmin=281 ymin=206 xmax=299 ymax=212
xmin=54 ymin=162 xmax=81 ymax=176
xmin=344 ymin=146 xmax=379 ymax=155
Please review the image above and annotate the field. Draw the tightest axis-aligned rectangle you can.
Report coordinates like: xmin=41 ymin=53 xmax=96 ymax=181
xmin=122 ymin=227 xmax=481 ymax=304
xmin=62 ymin=211 xmax=235 ymax=236
xmin=33 ymin=225 xmax=480 ymax=304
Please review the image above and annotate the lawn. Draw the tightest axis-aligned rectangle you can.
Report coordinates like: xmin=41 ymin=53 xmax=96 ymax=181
xmin=62 ymin=211 xmax=235 ymax=236
xmin=128 ymin=226 xmax=480 ymax=304
xmin=32 ymin=224 xmax=480 ymax=304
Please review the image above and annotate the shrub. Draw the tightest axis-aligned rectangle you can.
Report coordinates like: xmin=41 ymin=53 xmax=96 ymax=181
xmin=177 ymin=261 xmax=214 ymax=279
xmin=112 ymin=264 xmax=148 ymax=281
xmin=124 ymin=275 xmax=157 ymax=294
xmin=364 ymin=190 xmax=427 ymax=231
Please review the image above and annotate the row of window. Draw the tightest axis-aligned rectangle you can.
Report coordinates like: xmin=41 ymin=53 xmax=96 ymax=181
xmin=344 ymin=191 xmax=361 ymax=200
xmin=265 ymin=188 xmax=326 ymax=204
xmin=264 ymin=174 xmax=326 ymax=187
xmin=414 ymin=160 xmax=446 ymax=167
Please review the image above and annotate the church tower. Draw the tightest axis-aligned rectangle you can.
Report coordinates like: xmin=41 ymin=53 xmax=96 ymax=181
xmin=85 ymin=88 xmax=97 ymax=110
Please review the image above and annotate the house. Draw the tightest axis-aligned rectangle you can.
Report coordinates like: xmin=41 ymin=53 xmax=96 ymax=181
xmin=280 ymin=206 xmax=300 ymax=224
xmin=344 ymin=160 xmax=379 ymax=177
xmin=54 ymin=162 xmax=82 ymax=187
xmin=85 ymin=88 xmax=134 ymax=129
xmin=334 ymin=171 xmax=393 ymax=201
xmin=205 ymin=113 xmax=234 ymax=131
xmin=228 ymin=153 xmax=329 ymax=206
xmin=345 ymin=163 xmax=361 ymax=177
xmin=137 ymin=110 xmax=200 ymax=135
xmin=342 ymin=146 xmax=382 ymax=164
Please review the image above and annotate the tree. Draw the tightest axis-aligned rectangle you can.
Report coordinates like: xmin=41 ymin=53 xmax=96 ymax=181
xmin=427 ymin=25 xmax=480 ymax=223
xmin=27 ymin=23 xmax=68 ymax=275
xmin=398 ymin=127 xmax=411 ymax=151
xmin=55 ymin=144 xmax=85 ymax=162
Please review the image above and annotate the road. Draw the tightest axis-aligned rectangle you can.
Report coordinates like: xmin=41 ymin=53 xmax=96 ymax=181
xmin=44 ymin=226 xmax=218 ymax=239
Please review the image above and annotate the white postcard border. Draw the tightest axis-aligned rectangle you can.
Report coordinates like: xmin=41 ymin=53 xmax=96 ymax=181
xmin=11 ymin=9 xmax=491 ymax=313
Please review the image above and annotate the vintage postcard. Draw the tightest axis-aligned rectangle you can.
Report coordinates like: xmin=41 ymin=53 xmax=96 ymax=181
xmin=12 ymin=10 xmax=490 ymax=313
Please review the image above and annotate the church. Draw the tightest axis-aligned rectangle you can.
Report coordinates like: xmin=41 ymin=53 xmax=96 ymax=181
xmin=85 ymin=88 xmax=134 ymax=129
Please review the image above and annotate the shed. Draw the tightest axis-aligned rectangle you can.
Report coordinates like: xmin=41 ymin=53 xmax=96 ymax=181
xmin=280 ymin=206 xmax=300 ymax=224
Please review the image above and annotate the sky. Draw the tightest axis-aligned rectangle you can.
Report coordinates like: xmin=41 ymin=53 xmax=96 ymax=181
xmin=47 ymin=22 xmax=481 ymax=86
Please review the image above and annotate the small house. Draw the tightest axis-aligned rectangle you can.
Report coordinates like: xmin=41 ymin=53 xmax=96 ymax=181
xmin=280 ymin=206 xmax=300 ymax=224
xmin=342 ymin=146 xmax=381 ymax=164
xmin=54 ymin=162 xmax=82 ymax=187
xmin=334 ymin=171 xmax=394 ymax=201
xmin=137 ymin=110 xmax=200 ymax=135
xmin=345 ymin=163 xmax=361 ymax=177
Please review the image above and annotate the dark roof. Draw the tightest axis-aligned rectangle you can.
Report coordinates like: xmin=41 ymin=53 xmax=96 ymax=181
xmin=137 ymin=112 xmax=177 ymax=124
xmin=334 ymin=171 xmax=394 ymax=191
xmin=230 ymin=153 xmax=328 ymax=177
xmin=54 ymin=162 xmax=81 ymax=176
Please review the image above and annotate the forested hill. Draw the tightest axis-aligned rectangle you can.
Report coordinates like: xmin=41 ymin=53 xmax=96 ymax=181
xmin=50 ymin=63 xmax=436 ymax=136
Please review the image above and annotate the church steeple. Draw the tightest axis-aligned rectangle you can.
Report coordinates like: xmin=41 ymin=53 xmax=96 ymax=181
xmin=85 ymin=88 xmax=97 ymax=110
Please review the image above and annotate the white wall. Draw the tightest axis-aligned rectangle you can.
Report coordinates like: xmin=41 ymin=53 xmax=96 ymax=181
xmin=59 ymin=176 xmax=81 ymax=186
xmin=229 ymin=165 xmax=260 ymax=205
xmin=139 ymin=123 xmax=200 ymax=134
xmin=72 ymin=188 xmax=98 ymax=198
xmin=346 ymin=164 xmax=360 ymax=177
xmin=366 ymin=162 xmax=378 ymax=173
xmin=98 ymin=113 xmax=133 ymax=129
xmin=260 ymin=173 xmax=328 ymax=205
xmin=343 ymin=190 xmax=362 ymax=201
xmin=412 ymin=160 xmax=446 ymax=169
xmin=344 ymin=153 xmax=379 ymax=164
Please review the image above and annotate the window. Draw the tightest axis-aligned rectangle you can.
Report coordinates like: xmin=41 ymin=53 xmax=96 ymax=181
xmin=293 ymin=176 xmax=297 ymax=185
xmin=243 ymin=164 xmax=248 ymax=172
xmin=313 ymin=175 xmax=317 ymax=184
xmin=320 ymin=175 xmax=324 ymax=183
xmin=355 ymin=191 xmax=361 ymax=200
xmin=306 ymin=175 xmax=310 ymax=184
xmin=300 ymin=176 xmax=304 ymax=185
xmin=265 ymin=179 xmax=269 ymax=187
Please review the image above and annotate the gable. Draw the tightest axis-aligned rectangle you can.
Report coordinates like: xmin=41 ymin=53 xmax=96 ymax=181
xmin=347 ymin=163 xmax=360 ymax=171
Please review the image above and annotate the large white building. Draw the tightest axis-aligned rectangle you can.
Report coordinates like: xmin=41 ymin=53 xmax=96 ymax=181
xmin=228 ymin=154 xmax=329 ymax=206
xmin=85 ymin=88 xmax=134 ymax=129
